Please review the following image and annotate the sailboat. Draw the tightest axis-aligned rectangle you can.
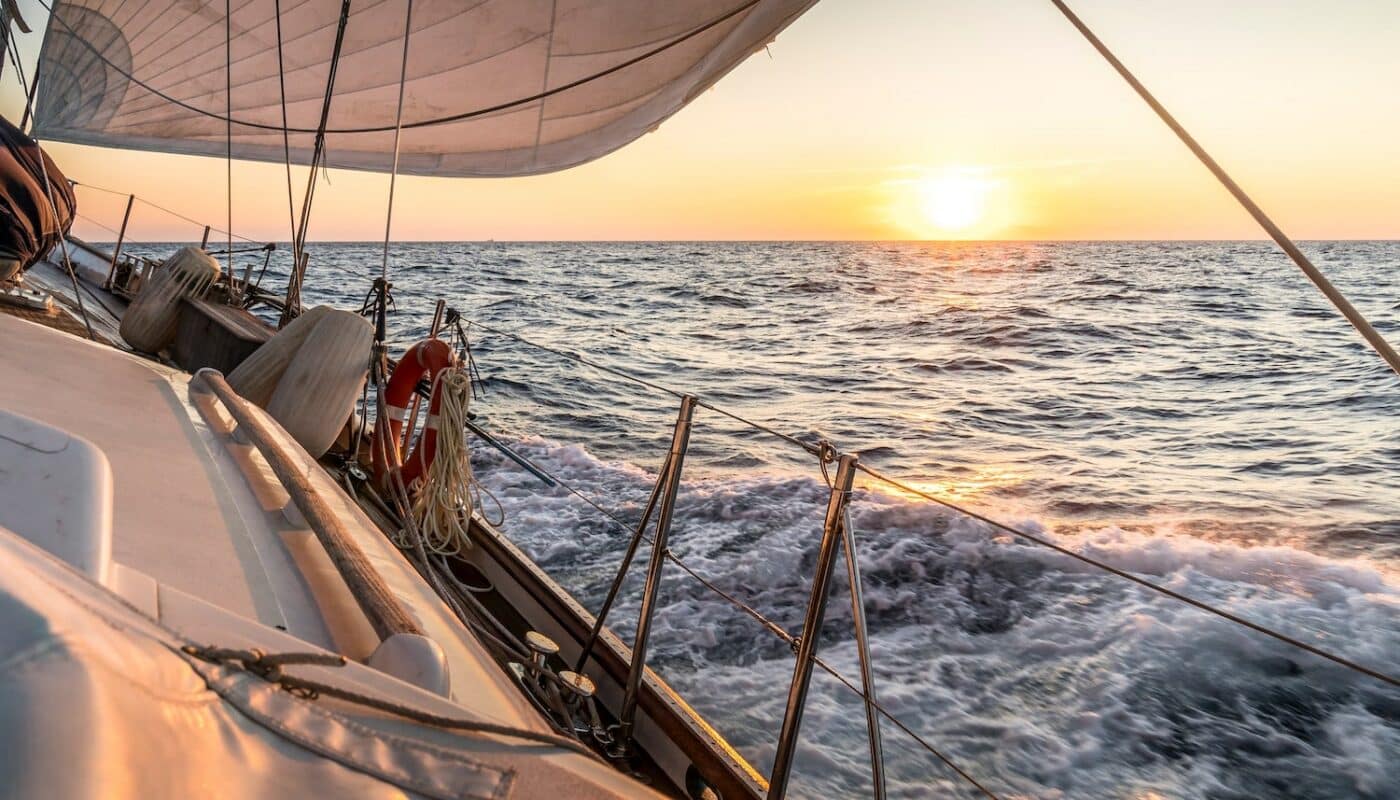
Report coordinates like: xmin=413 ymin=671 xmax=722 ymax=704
xmin=0 ymin=1 xmax=1394 ymax=799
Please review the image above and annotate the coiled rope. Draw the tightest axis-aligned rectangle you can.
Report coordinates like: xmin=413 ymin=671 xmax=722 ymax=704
xmin=401 ymin=368 xmax=502 ymax=556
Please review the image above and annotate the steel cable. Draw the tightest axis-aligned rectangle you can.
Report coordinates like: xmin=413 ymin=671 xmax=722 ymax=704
xmin=468 ymin=319 xmax=1399 ymax=690
xmin=465 ymin=418 xmax=996 ymax=796
xmin=70 ymin=181 xmax=267 ymax=244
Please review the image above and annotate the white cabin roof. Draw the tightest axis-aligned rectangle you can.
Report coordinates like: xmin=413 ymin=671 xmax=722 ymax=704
xmin=0 ymin=312 xmax=659 ymax=798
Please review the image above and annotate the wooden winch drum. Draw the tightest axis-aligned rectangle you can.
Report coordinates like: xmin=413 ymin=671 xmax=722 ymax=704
xmin=228 ymin=305 xmax=332 ymax=406
xmin=118 ymin=246 xmax=220 ymax=353
xmin=265 ymin=308 xmax=373 ymax=458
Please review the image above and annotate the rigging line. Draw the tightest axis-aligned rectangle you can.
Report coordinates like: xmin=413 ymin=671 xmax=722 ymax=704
xmin=855 ymin=461 xmax=1399 ymax=689
xmin=181 ymin=645 xmax=602 ymax=761
xmin=17 ymin=3 xmax=43 ymax=131
xmin=465 ymin=419 xmax=795 ymax=645
xmin=1049 ymin=0 xmax=1400 ymax=378
xmin=469 ymin=320 xmax=687 ymax=398
xmin=466 ymin=318 xmax=1397 ymax=688
xmin=2 ymin=21 xmax=21 ymax=82
xmin=0 ymin=6 xmax=8 ymax=83
xmin=224 ymin=0 xmax=232 ymax=297
xmin=32 ymin=0 xmax=761 ymax=135
xmin=473 ymin=422 xmax=995 ymax=797
xmin=466 ymin=318 xmax=822 ymax=459
xmin=295 ymin=0 xmax=353 ymax=250
xmin=287 ymin=0 xmax=352 ymax=318
xmin=68 ymin=180 xmax=127 ymax=196
xmin=662 ymin=552 xmax=796 ymax=646
xmin=5 ymin=30 xmax=94 ymax=341
xmin=71 ymin=181 xmax=265 ymax=244
xmin=206 ymin=244 xmax=274 ymax=256
xmin=273 ymin=0 xmax=296 ymax=250
xmin=809 ymin=655 xmax=1000 ymax=800
xmin=74 ymin=211 xmax=121 ymax=236
xmin=379 ymin=0 xmax=412 ymax=281
xmin=681 ymin=546 xmax=1000 ymax=800
xmin=136 ymin=193 xmax=259 ymax=243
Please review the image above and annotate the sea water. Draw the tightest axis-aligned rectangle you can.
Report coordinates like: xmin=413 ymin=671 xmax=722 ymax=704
xmin=128 ymin=240 xmax=1400 ymax=798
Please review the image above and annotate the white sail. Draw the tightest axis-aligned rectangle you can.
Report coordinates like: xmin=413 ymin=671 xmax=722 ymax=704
xmin=32 ymin=0 xmax=816 ymax=177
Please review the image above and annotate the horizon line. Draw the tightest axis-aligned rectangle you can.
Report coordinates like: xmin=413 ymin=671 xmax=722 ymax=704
xmin=78 ymin=237 xmax=1400 ymax=245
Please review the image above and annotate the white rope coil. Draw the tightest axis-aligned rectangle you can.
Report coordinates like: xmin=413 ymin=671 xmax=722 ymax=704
xmin=400 ymin=368 xmax=499 ymax=556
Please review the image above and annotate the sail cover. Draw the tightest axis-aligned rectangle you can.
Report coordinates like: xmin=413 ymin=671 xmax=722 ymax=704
xmin=30 ymin=0 xmax=816 ymax=177
xmin=0 ymin=114 xmax=74 ymax=268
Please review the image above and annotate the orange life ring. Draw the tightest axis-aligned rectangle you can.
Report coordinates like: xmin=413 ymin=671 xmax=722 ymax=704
xmin=372 ymin=338 xmax=456 ymax=488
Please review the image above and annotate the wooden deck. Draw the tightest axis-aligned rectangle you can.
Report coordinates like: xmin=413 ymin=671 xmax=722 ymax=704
xmin=0 ymin=298 xmax=95 ymax=338
xmin=0 ymin=259 xmax=125 ymax=347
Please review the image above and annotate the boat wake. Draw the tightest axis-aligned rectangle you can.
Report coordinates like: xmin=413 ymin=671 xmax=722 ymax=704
xmin=474 ymin=435 xmax=1400 ymax=799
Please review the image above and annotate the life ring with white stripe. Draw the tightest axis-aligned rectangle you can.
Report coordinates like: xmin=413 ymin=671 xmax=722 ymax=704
xmin=372 ymin=337 xmax=456 ymax=489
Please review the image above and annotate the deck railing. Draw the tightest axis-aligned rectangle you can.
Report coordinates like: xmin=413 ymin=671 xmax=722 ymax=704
xmin=68 ymin=181 xmax=286 ymax=310
xmin=437 ymin=312 xmax=1399 ymax=800
xmin=60 ymin=178 xmax=1396 ymax=795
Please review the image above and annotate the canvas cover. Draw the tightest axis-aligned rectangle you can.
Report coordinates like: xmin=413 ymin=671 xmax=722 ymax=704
xmin=31 ymin=0 xmax=817 ymax=177
xmin=0 ymin=524 xmax=661 ymax=799
xmin=0 ymin=113 xmax=74 ymax=267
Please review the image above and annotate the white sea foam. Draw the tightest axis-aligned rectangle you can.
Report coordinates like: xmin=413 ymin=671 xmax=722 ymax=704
xmin=473 ymin=435 xmax=1400 ymax=800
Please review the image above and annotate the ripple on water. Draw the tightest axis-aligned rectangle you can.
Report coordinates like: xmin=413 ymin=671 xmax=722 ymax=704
xmin=119 ymin=239 xmax=1400 ymax=798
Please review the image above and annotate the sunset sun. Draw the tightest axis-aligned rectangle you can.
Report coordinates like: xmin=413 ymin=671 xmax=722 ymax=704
xmin=916 ymin=172 xmax=992 ymax=233
xmin=2 ymin=2 xmax=1394 ymax=798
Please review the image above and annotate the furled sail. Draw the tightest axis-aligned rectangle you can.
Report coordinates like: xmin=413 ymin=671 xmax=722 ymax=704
xmin=0 ymin=114 xmax=74 ymax=270
xmin=30 ymin=0 xmax=816 ymax=177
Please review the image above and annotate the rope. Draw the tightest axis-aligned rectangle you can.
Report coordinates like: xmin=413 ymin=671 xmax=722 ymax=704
xmin=6 ymin=32 xmax=94 ymax=340
xmin=467 ymin=320 xmax=1399 ymax=689
xmin=465 ymin=318 xmax=821 ymax=458
xmin=70 ymin=181 xmax=266 ymax=244
xmin=17 ymin=4 xmax=41 ymax=130
xmin=31 ymin=0 xmax=762 ymax=137
xmin=2 ymin=20 xmax=21 ymax=83
xmin=365 ymin=371 xmax=548 ymax=692
xmin=74 ymin=276 xmax=127 ymax=327
xmin=74 ymin=211 xmax=121 ymax=237
xmin=286 ymin=0 xmax=353 ymax=319
xmin=809 ymin=654 xmax=1000 ymax=800
xmin=273 ymin=0 xmax=297 ymax=250
xmin=206 ymin=245 xmax=275 ymax=257
xmin=664 ymin=553 xmax=796 ymax=646
xmin=1049 ymin=0 xmax=1400 ymax=378
xmin=224 ymin=0 xmax=233 ymax=296
xmin=402 ymin=369 xmax=502 ymax=556
xmin=373 ymin=374 xmax=511 ymax=642
xmin=469 ymin=425 xmax=997 ymax=796
xmin=181 ymin=644 xmax=600 ymax=761
xmin=362 ymin=377 xmax=531 ymax=665
xmin=379 ymin=0 xmax=413 ymax=281
xmin=856 ymin=462 xmax=1398 ymax=688
xmin=357 ymin=317 xmax=993 ymax=792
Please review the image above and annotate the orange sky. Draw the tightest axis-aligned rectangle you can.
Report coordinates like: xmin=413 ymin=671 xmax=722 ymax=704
xmin=6 ymin=0 xmax=1399 ymax=242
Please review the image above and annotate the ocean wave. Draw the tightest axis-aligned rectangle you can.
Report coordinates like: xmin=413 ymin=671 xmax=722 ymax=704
xmin=126 ymin=238 xmax=1399 ymax=796
xmin=472 ymin=436 xmax=1400 ymax=800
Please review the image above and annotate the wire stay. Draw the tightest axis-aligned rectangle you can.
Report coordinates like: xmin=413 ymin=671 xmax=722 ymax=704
xmin=467 ymin=318 xmax=1398 ymax=690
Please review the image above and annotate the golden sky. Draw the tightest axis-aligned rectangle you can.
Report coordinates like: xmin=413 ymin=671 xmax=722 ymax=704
xmin=6 ymin=0 xmax=1399 ymax=242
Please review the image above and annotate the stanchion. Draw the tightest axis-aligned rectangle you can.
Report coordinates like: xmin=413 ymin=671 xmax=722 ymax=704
xmin=614 ymin=394 xmax=697 ymax=754
xmin=768 ymin=453 xmax=861 ymax=799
